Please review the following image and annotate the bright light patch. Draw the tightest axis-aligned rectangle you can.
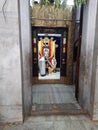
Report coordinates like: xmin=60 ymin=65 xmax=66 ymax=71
xmin=67 ymin=0 xmax=74 ymax=5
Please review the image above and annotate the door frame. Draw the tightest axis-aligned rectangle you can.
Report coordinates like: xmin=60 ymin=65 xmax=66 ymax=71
xmin=18 ymin=0 xmax=97 ymax=120
xmin=32 ymin=26 xmax=68 ymax=84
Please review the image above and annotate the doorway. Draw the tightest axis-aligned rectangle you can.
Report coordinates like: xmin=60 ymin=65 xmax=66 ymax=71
xmin=32 ymin=27 xmax=67 ymax=84
xmin=31 ymin=26 xmax=84 ymax=114
xmin=30 ymin=2 xmax=84 ymax=115
xmin=19 ymin=0 xmax=97 ymax=121
xmin=19 ymin=0 xmax=86 ymax=119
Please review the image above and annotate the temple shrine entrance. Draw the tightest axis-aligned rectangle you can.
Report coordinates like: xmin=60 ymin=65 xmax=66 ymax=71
xmin=31 ymin=26 xmax=84 ymax=115
xmin=32 ymin=27 xmax=68 ymax=84
xmin=17 ymin=0 xmax=98 ymax=121
xmin=30 ymin=1 xmax=84 ymax=115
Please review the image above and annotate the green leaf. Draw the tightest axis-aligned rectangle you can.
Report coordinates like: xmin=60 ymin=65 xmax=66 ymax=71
xmin=74 ymin=0 xmax=87 ymax=7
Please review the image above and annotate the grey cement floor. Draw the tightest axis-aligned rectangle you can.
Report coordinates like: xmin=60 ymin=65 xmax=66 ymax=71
xmin=0 ymin=115 xmax=98 ymax=130
xmin=32 ymin=84 xmax=77 ymax=104
xmin=32 ymin=84 xmax=81 ymax=112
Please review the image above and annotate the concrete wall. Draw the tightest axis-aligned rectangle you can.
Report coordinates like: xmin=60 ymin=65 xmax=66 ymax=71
xmin=0 ymin=0 xmax=23 ymax=122
xmin=78 ymin=0 xmax=98 ymax=121
xmin=93 ymin=55 xmax=98 ymax=120
xmin=0 ymin=0 xmax=98 ymax=123
xmin=79 ymin=0 xmax=98 ymax=119
xmin=92 ymin=3 xmax=98 ymax=120
xmin=19 ymin=0 xmax=32 ymax=118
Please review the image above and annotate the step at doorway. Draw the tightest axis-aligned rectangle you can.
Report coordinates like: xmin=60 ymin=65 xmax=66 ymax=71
xmin=32 ymin=84 xmax=85 ymax=115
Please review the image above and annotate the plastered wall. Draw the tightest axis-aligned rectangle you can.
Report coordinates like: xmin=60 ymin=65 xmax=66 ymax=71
xmin=92 ymin=5 xmax=98 ymax=119
xmin=79 ymin=0 xmax=98 ymax=120
xmin=0 ymin=0 xmax=23 ymax=123
xmin=0 ymin=0 xmax=98 ymax=123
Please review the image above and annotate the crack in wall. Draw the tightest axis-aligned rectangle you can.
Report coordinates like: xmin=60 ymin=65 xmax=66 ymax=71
xmin=2 ymin=0 xmax=8 ymax=22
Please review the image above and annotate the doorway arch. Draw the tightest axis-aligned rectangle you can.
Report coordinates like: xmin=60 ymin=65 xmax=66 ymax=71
xmin=18 ymin=0 xmax=98 ymax=120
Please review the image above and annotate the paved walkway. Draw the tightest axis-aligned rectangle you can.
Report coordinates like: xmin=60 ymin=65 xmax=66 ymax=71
xmin=0 ymin=115 xmax=98 ymax=130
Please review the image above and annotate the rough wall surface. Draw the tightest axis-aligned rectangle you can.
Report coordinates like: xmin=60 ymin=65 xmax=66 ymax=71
xmin=92 ymin=3 xmax=98 ymax=120
xmin=0 ymin=0 xmax=23 ymax=122
xmin=93 ymin=55 xmax=98 ymax=120
xmin=79 ymin=0 xmax=97 ymax=115
xmin=31 ymin=5 xmax=72 ymax=27
xmin=19 ymin=0 xmax=32 ymax=118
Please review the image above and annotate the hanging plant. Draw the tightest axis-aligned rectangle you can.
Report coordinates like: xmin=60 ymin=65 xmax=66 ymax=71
xmin=31 ymin=0 xmax=87 ymax=9
xmin=55 ymin=0 xmax=61 ymax=9
xmin=40 ymin=0 xmax=50 ymax=6
xmin=40 ymin=0 xmax=61 ymax=8
xmin=74 ymin=0 xmax=87 ymax=7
